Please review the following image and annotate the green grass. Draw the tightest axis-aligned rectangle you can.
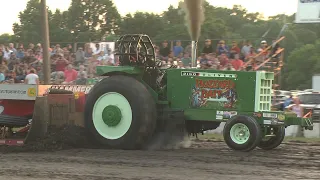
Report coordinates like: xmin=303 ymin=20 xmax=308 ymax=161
xmin=197 ymin=133 xmax=320 ymax=143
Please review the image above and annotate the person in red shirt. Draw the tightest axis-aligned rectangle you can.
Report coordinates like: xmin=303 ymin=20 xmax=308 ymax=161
xmin=52 ymin=54 xmax=68 ymax=72
xmin=218 ymin=53 xmax=229 ymax=69
xmin=63 ymin=64 xmax=78 ymax=84
xmin=231 ymin=54 xmax=244 ymax=71
xmin=230 ymin=41 xmax=240 ymax=57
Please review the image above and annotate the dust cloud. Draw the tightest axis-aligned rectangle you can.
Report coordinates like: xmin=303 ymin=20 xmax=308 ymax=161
xmin=182 ymin=0 xmax=205 ymax=40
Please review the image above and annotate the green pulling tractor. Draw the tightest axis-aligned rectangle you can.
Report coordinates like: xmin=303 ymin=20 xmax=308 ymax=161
xmin=84 ymin=34 xmax=313 ymax=151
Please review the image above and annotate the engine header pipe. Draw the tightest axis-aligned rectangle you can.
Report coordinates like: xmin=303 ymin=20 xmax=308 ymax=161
xmin=191 ymin=41 xmax=198 ymax=68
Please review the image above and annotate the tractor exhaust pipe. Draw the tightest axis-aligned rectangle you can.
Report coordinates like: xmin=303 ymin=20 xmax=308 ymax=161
xmin=191 ymin=41 xmax=198 ymax=68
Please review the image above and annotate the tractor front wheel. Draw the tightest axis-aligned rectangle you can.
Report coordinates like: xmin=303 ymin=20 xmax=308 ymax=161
xmin=258 ymin=126 xmax=285 ymax=150
xmin=223 ymin=115 xmax=262 ymax=151
xmin=84 ymin=75 xmax=157 ymax=150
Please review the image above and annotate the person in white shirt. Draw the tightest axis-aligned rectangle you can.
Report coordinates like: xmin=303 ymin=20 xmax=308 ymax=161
xmin=93 ymin=43 xmax=101 ymax=56
xmin=25 ymin=70 xmax=39 ymax=85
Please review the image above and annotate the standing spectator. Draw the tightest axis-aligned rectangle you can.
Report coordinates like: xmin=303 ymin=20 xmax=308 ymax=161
xmin=216 ymin=40 xmax=229 ymax=56
xmin=16 ymin=47 xmax=24 ymax=59
xmin=35 ymin=43 xmax=42 ymax=53
xmin=241 ymin=40 xmax=252 ymax=59
xmin=25 ymin=69 xmax=39 ymax=85
xmin=3 ymin=47 xmax=12 ymax=60
xmin=85 ymin=48 xmax=93 ymax=59
xmin=8 ymin=43 xmax=17 ymax=55
xmin=202 ymin=39 xmax=214 ymax=54
xmin=66 ymin=44 xmax=73 ymax=53
xmin=75 ymin=47 xmax=85 ymax=65
xmin=63 ymin=64 xmax=78 ymax=84
xmin=159 ymin=40 xmax=170 ymax=59
xmin=52 ymin=54 xmax=68 ymax=72
xmin=93 ymin=43 xmax=101 ymax=56
xmin=173 ymin=40 xmax=184 ymax=57
xmin=28 ymin=43 xmax=35 ymax=51
xmin=184 ymin=42 xmax=192 ymax=55
xmin=256 ymin=40 xmax=269 ymax=63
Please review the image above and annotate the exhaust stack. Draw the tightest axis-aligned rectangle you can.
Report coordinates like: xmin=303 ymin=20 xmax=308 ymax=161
xmin=191 ymin=41 xmax=198 ymax=68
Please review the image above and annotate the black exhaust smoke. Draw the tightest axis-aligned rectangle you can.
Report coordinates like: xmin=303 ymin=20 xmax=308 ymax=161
xmin=182 ymin=0 xmax=205 ymax=67
xmin=182 ymin=0 xmax=205 ymax=41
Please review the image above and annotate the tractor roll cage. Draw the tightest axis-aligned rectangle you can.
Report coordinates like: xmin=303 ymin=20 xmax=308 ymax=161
xmin=116 ymin=34 xmax=156 ymax=67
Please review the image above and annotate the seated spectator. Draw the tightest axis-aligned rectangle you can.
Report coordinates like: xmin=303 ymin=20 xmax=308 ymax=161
xmin=77 ymin=65 xmax=87 ymax=79
xmin=4 ymin=70 xmax=16 ymax=84
xmin=181 ymin=53 xmax=191 ymax=67
xmin=0 ymin=70 xmax=4 ymax=82
xmin=231 ymin=54 xmax=244 ymax=71
xmin=75 ymin=71 xmax=87 ymax=85
xmin=202 ymin=39 xmax=214 ymax=54
xmin=218 ymin=53 xmax=229 ymax=68
xmin=245 ymin=47 xmax=257 ymax=62
xmin=216 ymin=40 xmax=229 ymax=56
xmin=0 ymin=51 xmax=3 ymax=65
xmin=63 ymin=64 xmax=78 ymax=84
xmin=97 ymin=51 xmax=106 ymax=61
xmin=13 ymin=62 xmax=26 ymax=82
xmin=221 ymin=63 xmax=235 ymax=71
xmin=51 ymin=71 xmax=65 ymax=84
xmin=0 ymin=63 xmax=8 ymax=74
xmin=159 ymin=41 xmax=170 ymax=60
xmin=230 ymin=41 xmax=240 ymax=57
xmin=25 ymin=69 xmax=39 ymax=85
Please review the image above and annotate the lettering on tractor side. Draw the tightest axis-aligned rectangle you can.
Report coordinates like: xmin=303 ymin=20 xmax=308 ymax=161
xmin=190 ymin=79 xmax=237 ymax=108
xmin=181 ymin=71 xmax=237 ymax=78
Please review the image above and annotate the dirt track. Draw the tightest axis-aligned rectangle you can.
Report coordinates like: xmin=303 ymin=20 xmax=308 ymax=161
xmin=0 ymin=139 xmax=320 ymax=180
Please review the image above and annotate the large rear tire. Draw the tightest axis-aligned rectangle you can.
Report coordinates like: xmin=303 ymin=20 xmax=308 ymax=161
xmin=223 ymin=115 xmax=262 ymax=152
xmin=258 ymin=126 xmax=285 ymax=150
xmin=84 ymin=75 xmax=157 ymax=149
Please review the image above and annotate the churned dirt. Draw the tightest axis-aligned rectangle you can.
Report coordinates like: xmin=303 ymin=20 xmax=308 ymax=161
xmin=0 ymin=129 xmax=319 ymax=180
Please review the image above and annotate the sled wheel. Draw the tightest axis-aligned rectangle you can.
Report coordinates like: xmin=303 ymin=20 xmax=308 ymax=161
xmin=84 ymin=75 xmax=157 ymax=149
xmin=258 ymin=126 xmax=285 ymax=150
xmin=223 ymin=115 xmax=262 ymax=152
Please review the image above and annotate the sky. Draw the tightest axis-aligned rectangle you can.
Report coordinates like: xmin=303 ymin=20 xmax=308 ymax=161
xmin=1 ymin=0 xmax=299 ymax=35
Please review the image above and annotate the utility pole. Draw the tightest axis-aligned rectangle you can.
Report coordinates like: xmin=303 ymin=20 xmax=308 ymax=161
xmin=41 ymin=0 xmax=51 ymax=84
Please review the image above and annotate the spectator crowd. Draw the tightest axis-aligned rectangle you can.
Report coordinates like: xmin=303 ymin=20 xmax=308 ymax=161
xmin=0 ymin=38 xmax=280 ymax=85
xmin=155 ymin=39 xmax=281 ymax=71
xmin=0 ymin=42 xmax=116 ymax=85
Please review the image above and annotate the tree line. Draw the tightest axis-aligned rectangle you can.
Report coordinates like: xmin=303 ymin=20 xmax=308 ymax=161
xmin=1 ymin=0 xmax=320 ymax=90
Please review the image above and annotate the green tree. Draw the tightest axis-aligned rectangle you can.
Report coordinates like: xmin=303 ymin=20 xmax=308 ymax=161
xmin=119 ymin=12 xmax=165 ymax=38
xmin=285 ymin=40 xmax=320 ymax=90
xmin=67 ymin=0 xmax=121 ymax=41
xmin=0 ymin=34 xmax=14 ymax=44
xmin=13 ymin=0 xmax=50 ymax=43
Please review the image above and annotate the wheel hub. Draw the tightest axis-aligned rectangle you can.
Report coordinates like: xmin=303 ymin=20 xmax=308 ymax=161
xmin=230 ymin=123 xmax=250 ymax=144
xmin=102 ymin=105 xmax=122 ymax=127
